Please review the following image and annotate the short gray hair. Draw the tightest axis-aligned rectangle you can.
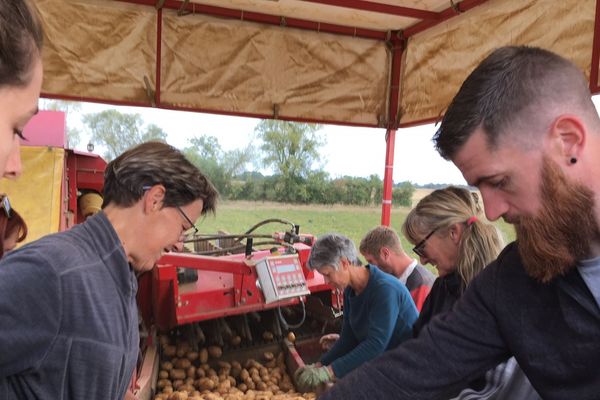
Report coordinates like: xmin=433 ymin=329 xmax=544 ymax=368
xmin=307 ymin=233 xmax=361 ymax=270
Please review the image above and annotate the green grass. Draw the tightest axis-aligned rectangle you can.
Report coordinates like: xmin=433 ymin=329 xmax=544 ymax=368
xmin=196 ymin=201 xmax=516 ymax=264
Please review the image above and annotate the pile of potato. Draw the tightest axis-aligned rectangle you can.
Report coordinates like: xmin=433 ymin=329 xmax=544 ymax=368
xmin=154 ymin=335 xmax=316 ymax=400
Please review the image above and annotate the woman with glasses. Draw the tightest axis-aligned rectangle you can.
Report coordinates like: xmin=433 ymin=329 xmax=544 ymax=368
xmin=0 ymin=195 xmax=27 ymax=257
xmin=402 ymin=186 xmax=539 ymax=399
xmin=0 ymin=0 xmax=44 ymax=179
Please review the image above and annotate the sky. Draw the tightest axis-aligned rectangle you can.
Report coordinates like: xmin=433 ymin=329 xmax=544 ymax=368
xmin=59 ymin=101 xmax=466 ymax=186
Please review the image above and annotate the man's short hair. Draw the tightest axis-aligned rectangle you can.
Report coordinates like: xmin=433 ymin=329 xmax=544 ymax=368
xmin=102 ymin=141 xmax=218 ymax=214
xmin=433 ymin=46 xmax=596 ymax=159
xmin=359 ymin=225 xmax=402 ymax=256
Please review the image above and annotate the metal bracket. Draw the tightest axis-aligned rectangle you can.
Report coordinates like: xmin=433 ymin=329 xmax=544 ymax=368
xmin=143 ymin=76 xmax=156 ymax=107
xmin=450 ymin=0 xmax=462 ymax=14
xmin=177 ymin=0 xmax=190 ymax=16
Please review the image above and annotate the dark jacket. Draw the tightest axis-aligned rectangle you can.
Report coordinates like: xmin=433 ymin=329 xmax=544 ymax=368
xmin=319 ymin=242 xmax=600 ymax=400
xmin=412 ymin=271 xmax=462 ymax=338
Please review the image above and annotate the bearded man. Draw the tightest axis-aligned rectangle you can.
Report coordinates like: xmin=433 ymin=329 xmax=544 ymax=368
xmin=319 ymin=46 xmax=600 ymax=400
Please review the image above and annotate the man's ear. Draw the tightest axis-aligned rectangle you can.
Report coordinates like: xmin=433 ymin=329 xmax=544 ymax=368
xmin=379 ymin=247 xmax=390 ymax=260
xmin=549 ymin=115 xmax=586 ymax=165
xmin=143 ymin=184 xmax=166 ymax=213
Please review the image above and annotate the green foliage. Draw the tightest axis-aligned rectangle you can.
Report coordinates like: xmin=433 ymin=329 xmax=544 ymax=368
xmin=392 ymin=181 xmax=416 ymax=207
xmin=197 ymin=201 xmax=517 ymax=271
xmin=255 ymin=120 xmax=325 ymax=179
xmin=82 ymin=110 xmax=167 ymax=160
xmin=183 ymin=135 xmax=253 ymax=198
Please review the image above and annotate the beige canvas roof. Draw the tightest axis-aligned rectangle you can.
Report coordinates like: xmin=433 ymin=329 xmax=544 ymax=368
xmin=34 ymin=0 xmax=599 ymax=128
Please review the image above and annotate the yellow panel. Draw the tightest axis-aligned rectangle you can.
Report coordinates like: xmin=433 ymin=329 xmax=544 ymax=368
xmin=0 ymin=147 xmax=65 ymax=245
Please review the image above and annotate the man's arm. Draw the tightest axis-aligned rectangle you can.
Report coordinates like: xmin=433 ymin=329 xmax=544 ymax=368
xmin=320 ymin=263 xmax=510 ymax=400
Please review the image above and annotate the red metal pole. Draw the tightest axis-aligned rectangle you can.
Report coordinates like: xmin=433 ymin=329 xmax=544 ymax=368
xmin=381 ymin=128 xmax=396 ymax=225
xmin=590 ymin=0 xmax=600 ymax=93
xmin=381 ymin=32 xmax=404 ymax=226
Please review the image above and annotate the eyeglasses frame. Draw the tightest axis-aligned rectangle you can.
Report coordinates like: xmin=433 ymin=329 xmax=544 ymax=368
xmin=412 ymin=228 xmax=437 ymax=257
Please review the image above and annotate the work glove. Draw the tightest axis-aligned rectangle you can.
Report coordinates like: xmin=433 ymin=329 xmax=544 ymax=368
xmin=294 ymin=363 xmax=333 ymax=390
xmin=319 ymin=333 xmax=339 ymax=351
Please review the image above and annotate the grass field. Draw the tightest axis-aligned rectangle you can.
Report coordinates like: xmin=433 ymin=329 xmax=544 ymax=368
xmin=196 ymin=191 xmax=516 ymax=266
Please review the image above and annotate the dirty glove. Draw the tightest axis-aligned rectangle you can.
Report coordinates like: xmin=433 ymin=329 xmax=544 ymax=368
xmin=319 ymin=333 xmax=340 ymax=351
xmin=294 ymin=364 xmax=333 ymax=390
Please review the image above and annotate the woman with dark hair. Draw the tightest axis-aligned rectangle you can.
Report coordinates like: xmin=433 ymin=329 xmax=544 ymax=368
xmin=0 ymin=195 xmax=27 ymax=257
xmin=403 ymin=186 xmax=539 ymax=399
xmin=0 ymin=0 xmax=44 ymax=179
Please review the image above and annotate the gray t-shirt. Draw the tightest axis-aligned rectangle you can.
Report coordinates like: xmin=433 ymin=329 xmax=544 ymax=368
xmin=0 ymin=212 xmax=139 ymax=399
xmin=578 ymin=256 xmax=600 ymax=310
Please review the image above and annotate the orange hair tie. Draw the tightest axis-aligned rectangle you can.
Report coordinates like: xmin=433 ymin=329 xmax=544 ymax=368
xmin=466 ymin=216 xmax=478 ymax=226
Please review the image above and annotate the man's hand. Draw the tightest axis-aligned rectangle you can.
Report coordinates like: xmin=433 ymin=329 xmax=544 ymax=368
xmin=319 ymin=333 xmax=340 ymax=351
xmin=294 ymin=364 xmax=333 ymax=390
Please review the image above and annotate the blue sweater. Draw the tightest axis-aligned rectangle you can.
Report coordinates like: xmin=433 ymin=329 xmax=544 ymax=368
xmin=0 ymin=212 xmax=139 ymax=399
xmin=321 ymin=264 xmax=418 ymax=377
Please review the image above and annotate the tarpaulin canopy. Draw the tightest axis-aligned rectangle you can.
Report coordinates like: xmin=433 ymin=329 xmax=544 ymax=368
xmin=33 ymin=0 xmax=600 ymax=223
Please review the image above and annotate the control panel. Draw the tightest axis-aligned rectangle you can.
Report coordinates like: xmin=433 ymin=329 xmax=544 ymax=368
xmin=255 ymin=254 xmax=310 ymax=304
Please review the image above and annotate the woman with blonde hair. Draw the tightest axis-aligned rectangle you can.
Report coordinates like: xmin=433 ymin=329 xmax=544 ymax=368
xmin=402 ymin=186 xmax=539 ymax=399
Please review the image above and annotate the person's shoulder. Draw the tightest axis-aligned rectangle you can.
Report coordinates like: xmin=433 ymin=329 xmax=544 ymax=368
xmin=8 ymin=224 xmax=94 ymax=272
xmin=484 ymin=242 xmax=525 ymax=276
xmin=370 ymin=265 xmax=408 ymax=292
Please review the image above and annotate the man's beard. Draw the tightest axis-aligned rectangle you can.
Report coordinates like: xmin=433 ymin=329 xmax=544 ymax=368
xmin=514 ymin=157 xmax=600 ymax=283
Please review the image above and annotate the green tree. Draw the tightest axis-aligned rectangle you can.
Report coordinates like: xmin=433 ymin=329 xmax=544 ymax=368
xmin=392 ymin=181 xmax=416 ymax=207
xmin=82 ymin=110 xmax=167 ymax=160
xmin=183 ymin=135 xmax=253 ymax=198
xmin=41 ymin=99 xmax=83 ymax=148
xmin=255 ymin=120 xmax=324 ymax=202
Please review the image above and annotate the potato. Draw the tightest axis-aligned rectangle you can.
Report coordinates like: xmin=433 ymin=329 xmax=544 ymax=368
xmin=286 ymin=332 xmax=296 ymax=343
xmin=186 ymin=366 xmax=196 ymax=379
xmin=175 ymin=358 xmax=192 ymax=369
xmin=196 ymin=368 xmax=206 ymax=378
xmin=170 ymin=369 xmax=186 ymax=380
xmin=186 ymin=351 xmax=199 ymax=361
xmin=262 ymin=331 xmax=274 ymax=341
xmin=230 ymin=335 xmax=242 ymax=346
xmin=199 ymin=348 xmax=209 ymax=364
xmin=172 ymin=379 xmax=184 ymax=389
xmin=159 ymin=370 xmax=170 ymax=379
xmin=207 ymin=346 xmax=222 ymax=359
xmin=158 ymin=378 xmax=171 ymax=389
xmin=162 ymin=361 xmax=174 ymax=371
xmin=196 ymin=377 xmax=216 ymax=391
xmin=168 ymin=392 xmax=188 ymax=400
xmin=164 ymin=345 xmax=177 ymax=357
xmin=262 ymin=352 xmax=274 ymax=361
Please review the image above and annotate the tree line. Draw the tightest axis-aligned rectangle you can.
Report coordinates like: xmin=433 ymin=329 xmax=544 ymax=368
xmin=46 ymin=102 xmax=415 ymax=207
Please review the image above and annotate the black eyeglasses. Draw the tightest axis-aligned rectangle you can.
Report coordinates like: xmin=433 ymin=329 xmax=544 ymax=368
xmin=412 ymin=228 xmax=437 ymax=258
xmin=176 ymin=206 xmax=198 ymax=239
xmin=0 ymin=195 xmax=11 ymax=218
xmin=142 ymin=186 xmax=198 ymax=240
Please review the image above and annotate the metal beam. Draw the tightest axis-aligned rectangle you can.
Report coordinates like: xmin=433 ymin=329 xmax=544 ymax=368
xmin=302 ymin=0 xmax=439 ymax=20
xmin=591 ymin=0 xmax=600 ymax=93
xmin=404 ymin=0 xmax=490 ymax=38
xmin=115 ymin=0 xmax=387 ymax=40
